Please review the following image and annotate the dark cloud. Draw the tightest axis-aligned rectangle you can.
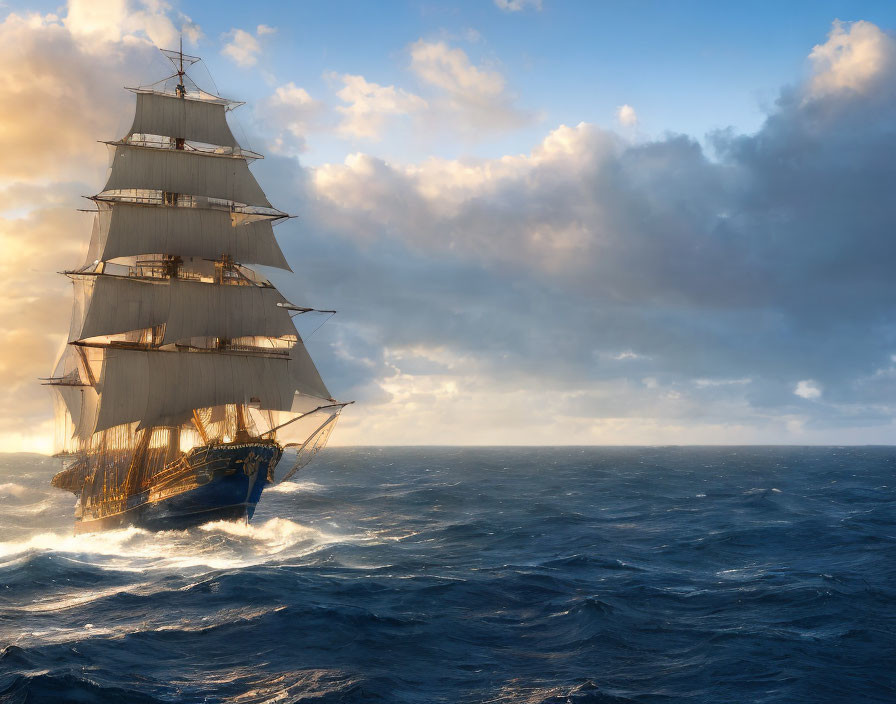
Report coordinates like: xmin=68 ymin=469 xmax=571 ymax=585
xmin=250 ymin=20 xmax=896 ymax=440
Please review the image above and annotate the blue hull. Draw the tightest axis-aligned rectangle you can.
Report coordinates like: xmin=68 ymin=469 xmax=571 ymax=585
xmin=74 ymin=442 xmax=282 ymax=534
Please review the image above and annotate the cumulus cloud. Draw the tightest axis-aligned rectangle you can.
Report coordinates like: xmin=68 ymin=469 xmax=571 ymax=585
xmin=616 ymin=104 xmax=638 ymax=126
xmin=409 ymin=40 xmax=530 ymax=131
xmin=0 ymin=1 xmax=191 ymax=451
xmin=331 ymin=74 xmax=427 ymax=139
xmin=0 ymin=10 xmax=177 ymax=183
xmin=494 ymin=0 xmax=543 ymax=11
xmin=295 ymin=19 xmax=896 ymax=442
xmin=221 ymin=24 xmax=275 ymax=67
xmin=807 ymin=19 xmax=895 ymax=99
xmin=64 ymin=0 xmax=197 ymax=48
xmin=259 ymin=82 xmax=325 ymax=153
xmin=6 ymin=13 xmax=896 ymax=448
xmin=794 ymin=380 xmax=822 ymax=400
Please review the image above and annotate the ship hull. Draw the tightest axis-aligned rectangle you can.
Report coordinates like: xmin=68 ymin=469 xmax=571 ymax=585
xmin=74 ymin=442 xmax=282 ymax=535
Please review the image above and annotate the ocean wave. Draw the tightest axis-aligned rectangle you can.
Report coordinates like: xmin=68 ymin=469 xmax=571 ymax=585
xmin=0 ymin=517 xmax=364 ymax=572
xmin=0 ymin=482 xmax=30 ymax=498
xmin=265 ymin=480 xmax=327 ymax=494
xmin=0 ymin=672 xmax=169 ymax=704
xmin=1 ymin=447 xmax=892 ymax=703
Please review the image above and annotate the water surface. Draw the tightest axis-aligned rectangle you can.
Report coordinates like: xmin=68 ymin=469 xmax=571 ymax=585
xmin=1 ymin=447 xmax=893 ymax=702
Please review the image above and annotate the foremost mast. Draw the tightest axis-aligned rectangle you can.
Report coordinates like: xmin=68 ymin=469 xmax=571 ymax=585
xmin=44 ymin=46 xmax=348 ymax=533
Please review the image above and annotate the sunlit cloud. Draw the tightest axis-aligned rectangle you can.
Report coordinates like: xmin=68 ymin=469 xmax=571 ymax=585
xmin=331 ymin=73 xmax=427 ymax=139
xmin=259 ymin=82 xmax=325 ymax=153
xmin=221 ymin=24 xmax=275 ymax=68
xmin=616 ymin=103 xmax=638 ymax=126
xmin=807 ymin=19 xmax=895 ymax=99
xmin=4 ymin=11 xmax=896 ymax=450
xmin=409 ymin=39 xmax=531 ymax=131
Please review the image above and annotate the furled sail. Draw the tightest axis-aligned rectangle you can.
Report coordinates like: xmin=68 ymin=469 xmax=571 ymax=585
xmin=87 ymin=201 xmax=290 ymax=270
xmin=102 ymin=144 xmax=272 ymax=208
xmin=128 ymin=91 xmax=238 ymax=147
xmin=92 ymin=345 xmax=331 ymax=433
xmin=72 ymin=275 xmax=297 ymax=344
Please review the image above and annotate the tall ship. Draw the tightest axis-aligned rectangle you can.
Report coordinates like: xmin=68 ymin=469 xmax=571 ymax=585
xmin=44 ymin=46 xmax=348 ymax=534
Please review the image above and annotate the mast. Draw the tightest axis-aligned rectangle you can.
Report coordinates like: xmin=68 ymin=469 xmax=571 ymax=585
xmin=176 ymin=36 xmax=185 ymax=98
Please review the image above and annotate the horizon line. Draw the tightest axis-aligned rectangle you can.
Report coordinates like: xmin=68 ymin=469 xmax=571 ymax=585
xmin=5 ymin=443 xmax=896 ymax=457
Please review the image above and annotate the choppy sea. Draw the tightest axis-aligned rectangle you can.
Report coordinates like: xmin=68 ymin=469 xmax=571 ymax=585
xmin=0 ymin=447 xmax=893 ymax=703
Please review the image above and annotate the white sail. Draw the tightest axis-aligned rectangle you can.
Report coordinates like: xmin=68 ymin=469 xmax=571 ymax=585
xmin=163 ymin=278 xmax=296 ymax=344
xmin=88 ymin=201 xmax=290 ymax=270
xmin=73 ymin=275 xmax=297 ymax=344
xmin=102 ymin=144 xmax=272 ymax=208
xmin=129 ymin=91 xmax=238 ymax=147
xmin=53 ymin=384 xmax=101 ymax=441
xmin=93 ymin=345 xmax=331 ymax=433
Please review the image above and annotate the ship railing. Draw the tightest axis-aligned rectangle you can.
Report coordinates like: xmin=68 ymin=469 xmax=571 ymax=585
xmin=127 ymin=264 xmax=203 ymax=281
xmin=93 ymin=192 xmax=288 ymax=219
xmin=121 ymin=136 xmax=263 ymax=160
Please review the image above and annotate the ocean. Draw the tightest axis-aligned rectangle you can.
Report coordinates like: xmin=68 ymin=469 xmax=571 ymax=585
xmin=0 ymin=447 xmax=893 ymax=703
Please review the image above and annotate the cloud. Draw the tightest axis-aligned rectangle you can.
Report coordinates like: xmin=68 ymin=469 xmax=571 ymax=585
xmin=7 ymin=15 xmax=896 ymax=448
xmin=807 ymin=19 xmax=895 ymax=99
xmin=0 ymin=9 xmax=180 ymax=183
xmin=694 ymin=378 xmax=751 ymax=388
xmin=221 ymin=24 xmax=275 ymax=67
xmin=794 ymin=380 xmax=822 ymax=400
xmin=296 ymin=19 xmax=896 ymax=442
xmin=331 ymin=74 xmax=427 ymax=139
xmin=64 ymin=0 xmax=194 ymax=48
xmin=616 ymin=104 xmax=638 ymax=126
xmin=494 ymin=0 xmax=543 ymax=12
xmin=409 ymin=40 xmax=530 ymax=131
xmin=259 ymin=82 xmax=325 ymax=153
xmin=0 ymin=2 xmax=191 ymax=451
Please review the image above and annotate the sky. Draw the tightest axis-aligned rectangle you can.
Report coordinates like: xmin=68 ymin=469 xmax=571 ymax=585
xmin=3 ymin=0 xmax=896 ymax=451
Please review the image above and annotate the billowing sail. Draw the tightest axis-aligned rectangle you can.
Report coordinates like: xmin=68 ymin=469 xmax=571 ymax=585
xmin=72 ymin=275 xmax=297 ymax=344
xmin=129 ymin=91 xmax=238 ymax=147
xmin=93 ymin=345 xmax=330 ymax=433
xmin=87 ymin=201 xmax=290 ymax=270
xmin=102 ymin=144 xmax=272 ymax=208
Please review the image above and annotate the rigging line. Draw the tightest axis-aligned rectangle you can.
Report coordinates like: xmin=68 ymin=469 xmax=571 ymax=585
xmin=141 ymin=72 xmax=180 ymax=90
xmin=196 ymin=59 xmax=221 ymax=99
xmin=260 ymin=401 xmax=352 ymax=437
xmin=196 ymin=57 xmax=254 ymax=154
xmin=305 ymin=311 xmax=336 ymax=340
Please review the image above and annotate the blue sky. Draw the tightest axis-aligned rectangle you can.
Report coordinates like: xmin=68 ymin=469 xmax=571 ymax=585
xmin=24 ymin=0 xmax=887 ymax=162
xmin=3 ymin=1 xmax=896 ymax=448
xmin=187 ymin=0 xmax=895 ymax=162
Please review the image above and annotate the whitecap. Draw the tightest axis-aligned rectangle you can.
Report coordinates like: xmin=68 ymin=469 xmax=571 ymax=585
xmin=0 ymin=482 xmax=31 ymax=498
xmin=265 ymin=481 xmax=325 ymax=494
xmin=0 ymin=518 xmax=366 ymax=572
